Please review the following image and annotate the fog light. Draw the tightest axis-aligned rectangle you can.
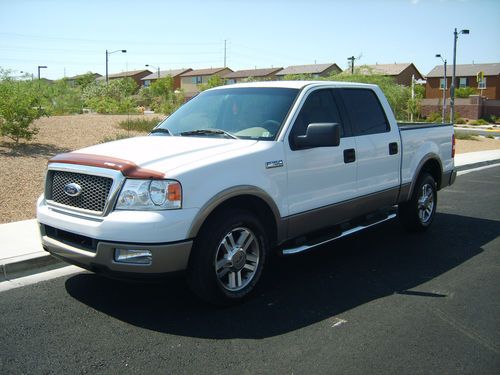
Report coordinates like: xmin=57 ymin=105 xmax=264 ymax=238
xmin=114 ymin=249 xmax=152 ymax=265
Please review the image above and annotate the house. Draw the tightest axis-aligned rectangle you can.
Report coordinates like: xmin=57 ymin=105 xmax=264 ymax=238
xmin=223 ymin=67 xmax=283 ymax=84
xmin=355 ymin=63 xmax=424 ymax=86
xmin=275 ymin=63 xmax=342 ymax=79
xmin=421 ymin=63 xmax=500 ymax=120
xmin=66 ymin=72 xmax=102 ymax=86
xmin=425 ymin=63 xmax=500 ymax=100
xmin=180 ymin=67 xmax=233 ymax=98
xmin=141 ymin=68 xmax=192 ymax=90
xmin=98 ymin=69 xmax=152 ymax=87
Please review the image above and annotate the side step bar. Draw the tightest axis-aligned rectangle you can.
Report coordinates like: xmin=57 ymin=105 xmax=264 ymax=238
xmin=282 ymin=213 xmax=397 ymax=255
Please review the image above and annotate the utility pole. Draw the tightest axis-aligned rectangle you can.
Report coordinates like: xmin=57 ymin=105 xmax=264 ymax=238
xmin=224 ymin=39 xmax=227 ymax=67
xmin=348 ymin=56 xmax=355 ymax=74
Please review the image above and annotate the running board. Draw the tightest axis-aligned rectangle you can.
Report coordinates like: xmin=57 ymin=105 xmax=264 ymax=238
xmin=282 ymin=213 xmax=397 ymax=255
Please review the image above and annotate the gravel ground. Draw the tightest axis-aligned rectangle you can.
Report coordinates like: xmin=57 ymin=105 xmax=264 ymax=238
xmin=0 ymin=115 xmax=499 ymax=224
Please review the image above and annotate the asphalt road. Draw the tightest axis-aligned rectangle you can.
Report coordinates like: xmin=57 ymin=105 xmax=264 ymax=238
xmin=1 ymin=167 xmax=499 ymax=375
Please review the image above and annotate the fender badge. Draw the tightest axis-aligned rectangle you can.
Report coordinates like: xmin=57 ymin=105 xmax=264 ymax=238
xmin=266 ymin=160 xmax=284 ymax=169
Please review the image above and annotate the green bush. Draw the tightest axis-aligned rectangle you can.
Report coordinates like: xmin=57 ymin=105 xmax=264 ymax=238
xmin=455 ymin=117 xmax=466 ymax=124
xmin=199 ymin=75 xmax=224 ymax=91
xmin=455 ymin=87 xmax=477 ymax=98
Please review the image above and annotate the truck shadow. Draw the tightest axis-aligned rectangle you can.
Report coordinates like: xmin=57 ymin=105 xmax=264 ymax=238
xmin=65 ymin=212 xmax=499 ymax=339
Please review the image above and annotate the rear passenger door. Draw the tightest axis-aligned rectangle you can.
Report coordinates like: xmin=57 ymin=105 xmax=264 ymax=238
xmin=340 ymin=88 xmax=400 ymax=203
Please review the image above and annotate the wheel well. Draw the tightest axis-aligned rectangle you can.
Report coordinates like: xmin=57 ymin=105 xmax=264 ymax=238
xmin=420 ymin=159 xmax=442 ymax=189
xmin=200 ymin=195 xmax=278 ymax=247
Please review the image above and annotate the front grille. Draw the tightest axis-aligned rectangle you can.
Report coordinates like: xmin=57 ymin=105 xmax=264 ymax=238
xmin=48 ymin=171 xmax=113 ymax=213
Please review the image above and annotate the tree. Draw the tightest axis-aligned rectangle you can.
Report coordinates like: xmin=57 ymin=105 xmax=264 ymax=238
xmin=199 ymin=75 xmax=224 ymax=91
xmin=0 ymin=79 xmax=44 ymax=143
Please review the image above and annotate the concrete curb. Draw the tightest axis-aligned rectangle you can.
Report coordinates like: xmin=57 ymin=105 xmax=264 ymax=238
xmin=1 ymin=150 xmax=500 ymax=281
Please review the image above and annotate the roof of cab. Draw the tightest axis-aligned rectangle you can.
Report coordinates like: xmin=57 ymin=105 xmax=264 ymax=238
xmin=208 ymin=80 xmax=378 ymax=91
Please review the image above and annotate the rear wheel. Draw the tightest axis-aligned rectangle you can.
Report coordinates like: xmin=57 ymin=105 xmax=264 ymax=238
xmin=187 ymin=209 xmax=268 ymax=305
xmin=399 ymin=173 xmax=437 ymax=232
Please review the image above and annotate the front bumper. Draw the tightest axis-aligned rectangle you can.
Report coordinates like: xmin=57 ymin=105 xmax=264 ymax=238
xmin=40 ymin=223 xmax=192 ymax=277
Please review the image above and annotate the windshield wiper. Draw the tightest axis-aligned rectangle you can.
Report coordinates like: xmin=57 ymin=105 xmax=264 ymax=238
xmin=180 ymin=129 xmax=238 ymax=139
xmin=150 ymin=128 xmax=172 ymax=136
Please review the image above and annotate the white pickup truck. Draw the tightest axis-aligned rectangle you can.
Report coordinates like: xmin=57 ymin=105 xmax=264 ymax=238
xmin=37 ymin=81 xmax=456 ymax=304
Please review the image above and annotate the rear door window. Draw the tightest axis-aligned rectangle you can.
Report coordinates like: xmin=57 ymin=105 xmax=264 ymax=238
xmin=341 ymin=89 xmax=389 ymax=135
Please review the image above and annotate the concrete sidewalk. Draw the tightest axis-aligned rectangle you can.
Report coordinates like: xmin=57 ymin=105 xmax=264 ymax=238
xmin=1 ymin=150 xmax=499 ymax=281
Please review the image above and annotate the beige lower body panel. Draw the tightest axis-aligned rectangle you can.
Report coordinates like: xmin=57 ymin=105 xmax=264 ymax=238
xmin=41 ymin=235 xmax=192 ymax=275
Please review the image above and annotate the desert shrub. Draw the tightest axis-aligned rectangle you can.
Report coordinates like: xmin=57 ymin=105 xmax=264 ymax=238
xmin=101 ymin=133 xmax=132 ymax=143
xmin=118 ymin=117 xmax=163 ymax=133
xmin=454 ymin=132 xmax=479 ymax=140
xmin=140 ymin=77 xmax=185 ymax=115
xmin=0 ymin=77 xmax=45 ymax=143
xmin=425 ymin=112 xmax=442 ymax=123
xmin=282 ymin=74 xmax=314 ymax=81
xmin=40 ymin=79 xmax=84 ymax=115
xmin=82 ymin=78 xmax=140 ymax=114
xmin=469 ymin=119 xmax=488 ymax=125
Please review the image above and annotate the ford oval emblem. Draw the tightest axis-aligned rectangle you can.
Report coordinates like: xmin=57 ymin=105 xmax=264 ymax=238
xmin=63 ymin=183 xmax=82 ymax=197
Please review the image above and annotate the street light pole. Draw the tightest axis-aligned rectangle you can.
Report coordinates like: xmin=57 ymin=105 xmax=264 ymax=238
xmin=436 ymin=54 xmax=447 ymax=123
xmin=145 ymin=64 xmax=160 ymax=80
xmin=450 ymin=28 xmax=469 ymax=123
xmin=37 ymin=65 xmax=47 ymax=80
xmin=106 ymin=49 xmax=127 ymax=83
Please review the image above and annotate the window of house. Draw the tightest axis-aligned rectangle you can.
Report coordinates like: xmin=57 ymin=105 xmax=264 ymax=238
xmin=439 ymin=78 xmax=447 ymax=90
xmin=478 ymin=77 xmax=487 ymax=89
xmin=191 ymin=76 xmax=203 ymax=84
xmin=459 ymin=77 xmax=469 ymax=88
xmin=341 ymin=89 xmax=389 ymax=136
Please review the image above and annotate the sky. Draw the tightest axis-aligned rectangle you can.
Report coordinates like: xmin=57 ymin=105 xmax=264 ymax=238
xmin=0 ymin=0 xmax=499 ymax=80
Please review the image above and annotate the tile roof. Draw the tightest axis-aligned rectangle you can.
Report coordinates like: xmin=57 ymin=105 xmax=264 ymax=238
xmin=275 ymin=63 xmax=341 ymax=76
xmin=141 ymin=69 xmax=192 ymax=81
xmin=180 ymin=67 xmax=232 ymax=77
xmin=426 ymin=63 xmax=500 ymax=77
xmin=224 ymin=67 xmax=284 ymax=79
xmin=66 ymin=72 xmax=102 ymax=80
xmin=359 ymin=63 xmax=415 ymax=76
xmin=98 ymin=70 xmax=152 ymax=80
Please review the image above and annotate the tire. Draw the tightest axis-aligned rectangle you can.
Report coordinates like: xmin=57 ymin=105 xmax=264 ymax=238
xmin=187 ymin=209 xmax=269 ymax=305
xmin=399 ymin=173 xmax=437 ymax=232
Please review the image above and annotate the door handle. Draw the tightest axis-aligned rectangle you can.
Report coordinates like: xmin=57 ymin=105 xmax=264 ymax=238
xmin=344 ymin=148 xmax=356 ymax=163
xmin=389 ymin=142 xmax=398 ymax=155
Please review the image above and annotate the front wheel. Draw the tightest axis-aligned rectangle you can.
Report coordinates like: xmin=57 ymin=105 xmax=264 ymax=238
xmin=399 ymin=173 xmax=437 ymax=232
xmin=187 ymin=209 xmax=268 ymax=305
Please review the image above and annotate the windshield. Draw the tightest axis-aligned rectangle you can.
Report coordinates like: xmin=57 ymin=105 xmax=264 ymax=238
xmin=153 ymin=87 xmax=299 ymax=140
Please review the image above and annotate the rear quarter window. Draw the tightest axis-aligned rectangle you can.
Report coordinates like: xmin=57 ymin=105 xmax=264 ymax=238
xmin=341 ymin=89 xmax=389 ymax=135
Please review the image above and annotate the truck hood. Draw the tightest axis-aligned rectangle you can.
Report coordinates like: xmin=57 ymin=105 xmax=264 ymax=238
xmin=68 ymin=136 xmax=258 ymax=174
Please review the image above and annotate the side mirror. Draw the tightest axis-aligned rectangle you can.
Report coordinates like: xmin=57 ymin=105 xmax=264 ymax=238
xmin=294 ymin=123 xmax=341 ymax=149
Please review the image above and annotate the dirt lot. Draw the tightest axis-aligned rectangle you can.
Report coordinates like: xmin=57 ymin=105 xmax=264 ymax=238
xmin=1 ymin=115 xmax=499 ymax=224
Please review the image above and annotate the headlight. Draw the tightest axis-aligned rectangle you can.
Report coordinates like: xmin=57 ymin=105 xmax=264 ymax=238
xmin=115 ymin=179 xmax=182 ymax=210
